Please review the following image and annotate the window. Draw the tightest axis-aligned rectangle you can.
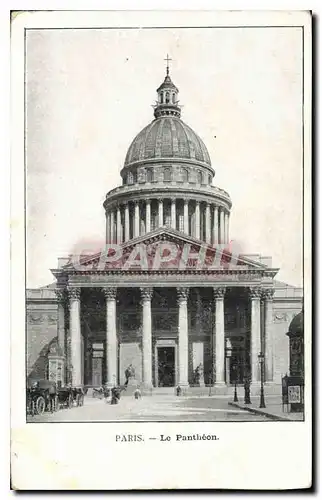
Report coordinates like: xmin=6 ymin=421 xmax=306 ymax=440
xmin=127 ymin=172 xmax=134 ymax=184
xmin=208 ymin=174 xmax=212 ymax=185
xmin=172 ymin=93 xmax=176 ymax=104
xmin=197 ymin=171 xmax=203 ymax=184
xmin=164 ymin=210 xmax=171 ymax=227
xmin=151 ymin=210 xmax=158 ymax=231
xmin=182 ymin=168 xmax=189 ymax=183
xmin=160 ymin=92 xmax=164 ymax=104
xmin=178 ymin=214 xmax=184 ymax=232
xmin=163 ymin=167 xmax=172 ymax=182
xmin=165 ymin=92 xmax=170 ymax=104
xmin=146 ymin=168 xmax=153 ymax=183
xmin=132 ymin=171 xmax=137 ymax=184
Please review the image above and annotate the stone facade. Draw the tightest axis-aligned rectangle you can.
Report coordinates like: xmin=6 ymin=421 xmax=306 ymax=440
xmin=26 ymin=66 xmax=303 ymax=392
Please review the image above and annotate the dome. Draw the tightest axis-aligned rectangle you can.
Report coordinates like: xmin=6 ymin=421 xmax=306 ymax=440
xmin=124 ymin=116 xmax=211 ymax=168
xmin=287 ymin=310 xmax=304 ymax=337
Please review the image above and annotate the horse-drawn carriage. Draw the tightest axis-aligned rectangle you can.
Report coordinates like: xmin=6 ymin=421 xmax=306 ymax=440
xmin=58 ymin=386 xmax=85 ymax=408
xmin=27 ymin=379 xmax=86 ymax=416
xmin=27 ymin=379 xmax=58 ymax=416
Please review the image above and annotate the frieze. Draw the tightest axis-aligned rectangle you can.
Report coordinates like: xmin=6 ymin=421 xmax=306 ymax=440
xmin=27 ymin=312 xmax=57 ymax=324
xmin=273 ymin=312 xmax=290 ymax=323
xmin=66 ymin=269 xmax=264 ymax=280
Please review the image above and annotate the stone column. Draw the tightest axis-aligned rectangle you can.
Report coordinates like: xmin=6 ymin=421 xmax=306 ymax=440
xmin=213 ymin=206 xmax=219 ymax=245
xmin=219 ymin=208 xmax=225 ymax=244
xmin=158 ymin=198 xmax=163 ymax=227
xmin=250 ymin=287 xmax=262 ymax=383
xmin=55 ymin=289 xmax=66 ymax=355
xmin=146 ymin=199 xmax=151 ymax=233
xmin=225 ymin=213 xmax=230 ymax=244
xmin=205 ymin=202 xmax=211 ymax=243
xmin=195 ymin=201 xmax=200 ymax=239
xmin=68 ymin=287 xmax=82 ymax=386
xmin=183 ymin=200 xmax=189 ymax=234
xmin=171 ymin=198 xmax=176 ymax=230
xmin=106 ymin=211 xmax=110 ymax=243
xmin=177 ymin=287 xmax=189 ymax=387
xmin=134 ymin=201 xmax=140 ymax=238
xmin=140 ymin=287 xmax=153 ymax=388
xmin=263 ymin=288 xmax=274 ymax=382
xmin=124 ymin=203 xmax=130 ymax=242
xmin=103 ymin=287 xmax=118 ymax=387
xmin=116 ymin=205 xmax=122 ymax=244
xmin=110 ymin=209 xmax=115 ymax=243
xmin=213 ymin=287 xmax=226 ymax=384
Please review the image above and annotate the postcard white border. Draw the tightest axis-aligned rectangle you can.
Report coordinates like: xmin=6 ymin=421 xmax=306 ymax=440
xmin=10 ymin=8 xmax=312 ymax=491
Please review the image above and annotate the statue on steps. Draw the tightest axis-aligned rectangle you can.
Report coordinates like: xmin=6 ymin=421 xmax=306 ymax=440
xmin=125 ymin=364 xmax=135 ymax=386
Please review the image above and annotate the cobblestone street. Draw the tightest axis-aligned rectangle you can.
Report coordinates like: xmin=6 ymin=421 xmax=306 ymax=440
xmin=28 ymin=395 xmax=272 ymax=422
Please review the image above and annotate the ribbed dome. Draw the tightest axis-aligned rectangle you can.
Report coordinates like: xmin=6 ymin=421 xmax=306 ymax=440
xmin=287 ymin=310 xmax=304 ymax=337
xmin=124 ymin=116 xmax=211 ymax=167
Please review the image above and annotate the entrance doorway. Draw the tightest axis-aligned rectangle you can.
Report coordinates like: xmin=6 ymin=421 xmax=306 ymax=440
xmin=157 ymin=347 xmax=175 ymax=387
xmin=229 ymin=352 xmax=246 ymax=384
xmin=92 ymin=358 xmax=103 ymax=386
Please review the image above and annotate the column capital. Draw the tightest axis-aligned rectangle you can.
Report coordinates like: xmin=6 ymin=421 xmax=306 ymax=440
xmin=146 ymin=198 xmax=151 ymax=205
xmin=134 ymin=200 xmax=139 ymax=206
xmin=249 ymin=286 xmax=262 ymax=299
xmin=158 ymin=198 xmax=163 ymax=204
xmin=140 ymin=287 xmax=153 ymax=301
xmin=262 ymin=288 xmax=275 ymax=301
xmin=195 ymin=200 xmax=200 ymax=206
xmin=55 ymin=288 xmax=66 ymax=303
xmin=213 ymin=287 xmax=226 ymax=299
xmin=184 ymin=199 xmax=189 ymax=206
xmin=177 ymin=287 xmax=189 ymax=302
xmin=170 ymin=197 xmax=176 ymax=203
xmin=102 ymin=287 xmax=117 ymax=300
xmin=68 ymin=287 xmax=81 ymax=300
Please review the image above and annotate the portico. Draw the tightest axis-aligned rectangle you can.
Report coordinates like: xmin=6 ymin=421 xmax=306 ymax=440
xmin=53 ymin=232 xmax=276 ymax=392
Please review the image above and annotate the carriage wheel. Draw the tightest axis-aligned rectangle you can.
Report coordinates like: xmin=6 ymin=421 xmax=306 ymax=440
xmin=53 ymin=396 xmax=59 ymax=412
xmin=35 ymin=396 xmax=46 ymax=415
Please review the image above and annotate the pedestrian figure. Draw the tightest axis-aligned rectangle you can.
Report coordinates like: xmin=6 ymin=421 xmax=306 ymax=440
xmin=176 ymin=385 xmax=182 ymax=396
xmin=110 ymin=386 xmax=121 ymax=405
xmin=134 ymin=387 xmax=141 ymax=400
xmin=103 ymin=385 xmax=111 ymax=403
xmin=124 ymin=364 xmax=135 ymax=386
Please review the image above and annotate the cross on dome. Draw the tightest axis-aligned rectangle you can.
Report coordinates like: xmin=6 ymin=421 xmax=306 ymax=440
xmin=164 ymin=53 xmax=172 ymax=76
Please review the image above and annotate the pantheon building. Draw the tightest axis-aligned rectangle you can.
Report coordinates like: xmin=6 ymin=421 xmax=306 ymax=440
xmin=27 ymin=65 xmax=303 ymax=393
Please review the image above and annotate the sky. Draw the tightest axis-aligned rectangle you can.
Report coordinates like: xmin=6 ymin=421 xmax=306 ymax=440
xmin=25 ymin=27 xmax=303 ymax=288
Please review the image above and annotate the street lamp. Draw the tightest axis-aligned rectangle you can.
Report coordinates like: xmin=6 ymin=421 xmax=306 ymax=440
xmin=225 ymin=340 xmax=232 ymax=385
xmin=258 ymin=351 xmax=266 ymax=408
xmin=226 ymin=342 xmax=237 ymax=402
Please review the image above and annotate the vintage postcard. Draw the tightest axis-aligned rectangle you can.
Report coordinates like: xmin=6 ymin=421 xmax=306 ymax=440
xmin=11 ymin=9 xmax=312 ymax=490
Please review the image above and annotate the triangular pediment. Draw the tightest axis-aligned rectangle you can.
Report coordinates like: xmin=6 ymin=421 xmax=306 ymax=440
xmin=58 ymin=227 xmax=277 ymax=274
